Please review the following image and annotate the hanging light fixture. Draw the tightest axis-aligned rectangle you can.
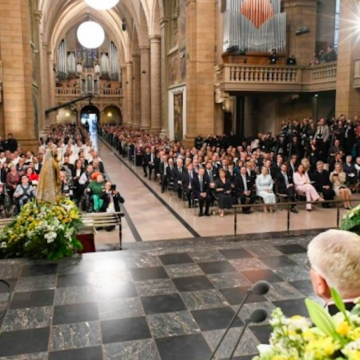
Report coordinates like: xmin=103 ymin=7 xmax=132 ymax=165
xmin=77 ymin=21 xmax=105 ymax=49
xmin=84 ymin=0 xmax=119 ymax=10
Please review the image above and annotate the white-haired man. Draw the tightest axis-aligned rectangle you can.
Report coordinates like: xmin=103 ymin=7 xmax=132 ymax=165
xmin=307 ymin=229 xmax=360 ymax=315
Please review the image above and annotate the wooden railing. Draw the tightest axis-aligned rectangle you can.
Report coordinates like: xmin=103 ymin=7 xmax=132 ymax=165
xmin=216 ymin=62 xmax=338 ymax=92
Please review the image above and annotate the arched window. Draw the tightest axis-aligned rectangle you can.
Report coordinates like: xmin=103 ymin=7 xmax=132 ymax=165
xmin=334 ymin=0 xmax=341 ymax=49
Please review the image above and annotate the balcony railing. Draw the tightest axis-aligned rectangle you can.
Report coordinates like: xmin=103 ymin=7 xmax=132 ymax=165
xmin=309 ymin=62 xmax=337 ymax=82
xmin=99 ymin=88 xmax=123 ymax=96
xmin=354 ymin=59 xmax=360 ymax=89
xmin=56 ymin=87 xmax=81 ymax=96
xmin=55 ymin=87 xmax=123 ymax=97
xmin=216 ymin=62 xmax=337 ymax=92
xmin=227 ymin=65 xmax=299 ymax=83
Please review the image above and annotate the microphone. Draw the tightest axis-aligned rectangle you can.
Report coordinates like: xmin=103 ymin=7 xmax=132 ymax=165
xmin=207 ymin=281 xmax=270 ymax=360
xmin=228 ymin=309 xmax=268 ymax=360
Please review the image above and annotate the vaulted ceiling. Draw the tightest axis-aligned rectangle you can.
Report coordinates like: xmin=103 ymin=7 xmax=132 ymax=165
xmin=38 ymin=0 xmax=163 ymax=64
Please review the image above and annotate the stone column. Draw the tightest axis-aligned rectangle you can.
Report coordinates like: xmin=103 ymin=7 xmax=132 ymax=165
xmin=41 ymin=40 xmax=50 ymax=128
xmin=184 ymin=0 xmax=216 ymax=147
xmin=121 ymin=65 xmax=127 ymax=126
xmin=132 ymin=54 xmax=141 ymax=129
xmin=149 ymin=35 xmax=161 ymax=133
xmin=126 ymin=62 xmax=133 ymax=127
xmin=0 ymin=0 xmax=38 ymax=152
xmin=140 ymin=46 xmax=151 ymax=130
xmin=282 ymin=0 xmax=317 ymax=66
xmin=160 ymin=18 xmax=169 ymax=137
xmin=47 ymin=53 xmax=57 ymax=125
xmin=335 ymin=0 xmax=360 ymax=117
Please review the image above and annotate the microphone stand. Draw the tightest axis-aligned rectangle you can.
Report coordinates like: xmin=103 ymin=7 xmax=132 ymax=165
xmin=228 ymin=319 xmax=250 ymax=360
xmin=207 ymin=290 xmax=252 ymax=360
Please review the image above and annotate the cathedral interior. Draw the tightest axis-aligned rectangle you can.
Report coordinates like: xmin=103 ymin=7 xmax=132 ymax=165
xmin=1 ymin=0 xmax=360 ymax=359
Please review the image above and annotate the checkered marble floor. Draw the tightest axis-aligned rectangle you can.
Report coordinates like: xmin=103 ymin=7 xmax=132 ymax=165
xmin=0 ymin=235 xmax=322 ymax=360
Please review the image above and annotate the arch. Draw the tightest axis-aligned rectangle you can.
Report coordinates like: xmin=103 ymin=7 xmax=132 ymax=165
xmin=149 ymin=0 xmax=162 ymax=36
xmin=49 ymin=4 xmax=129 ymax=65
xmin=80 ymin=104 xmax=100 ymax=129
xmin=103 ymin=105 xmax=122 ymax=124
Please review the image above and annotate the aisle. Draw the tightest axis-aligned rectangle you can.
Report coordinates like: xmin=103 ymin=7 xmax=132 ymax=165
xmin=97 ymin=138 xmax=194 ymax=242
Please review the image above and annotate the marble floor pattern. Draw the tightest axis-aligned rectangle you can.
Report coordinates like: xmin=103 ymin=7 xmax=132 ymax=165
xmin=96 ymin=135 xmax=358 ymax=248
xmin=0 ymin=235 xmax=324 ymax=360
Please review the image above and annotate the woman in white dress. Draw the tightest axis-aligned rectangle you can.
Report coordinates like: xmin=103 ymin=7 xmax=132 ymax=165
xmin=330 ymin=162 xmax=352 ymax=209
xmin=256 ymin=166 xmax=276 ymax=212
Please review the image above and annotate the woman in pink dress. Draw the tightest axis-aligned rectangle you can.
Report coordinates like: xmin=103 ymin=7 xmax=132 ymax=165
xmin=293 ymin=164 xmax=324 ymax=211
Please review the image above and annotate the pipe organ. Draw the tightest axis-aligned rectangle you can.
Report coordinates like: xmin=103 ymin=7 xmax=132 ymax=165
xmin=109 ymin=42 xmax=119 ymax=81
xmin=57 ymin=39 xmax=67 ymax=79
xmin=223 ymin=0 xmax=286 ymax=53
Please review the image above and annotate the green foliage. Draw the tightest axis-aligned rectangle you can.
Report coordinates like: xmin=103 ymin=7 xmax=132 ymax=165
xmin=0 ymin=198 xmax=83 ymax=260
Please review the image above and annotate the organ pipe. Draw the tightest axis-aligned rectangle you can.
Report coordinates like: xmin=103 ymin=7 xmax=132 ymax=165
xmin=223 ymin=0 xmax=286 ymax=53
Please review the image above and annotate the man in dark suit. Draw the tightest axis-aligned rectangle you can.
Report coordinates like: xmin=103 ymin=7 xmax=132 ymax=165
xmin=173 ymin=158 xmax=184 ymax=199
xmin=287 ymin=155 xmax=298 ymax=178
xmin=182 ymin=163 xmax=194 ymax=208
xmin=310 ymin=161 xmax=335 ymax=207
xmin=204 ymin=160 xmax=217 ymax=205
xmin=234 ymin=166 xmax=256 ymax=214
xmin=307 ymin=229 xmax=360 ymax=315
xmin=63 ymin=155 xmax=75 ymax=176
xmin=160 ymin=154 xmax=169 ymax=192
xmin=191 ymin=167 xmax=211 ymax=216
xmin=276 ymin=164 xmax=298 ymax=213
xmin=142 ymin=147 xmax=151 ymax=177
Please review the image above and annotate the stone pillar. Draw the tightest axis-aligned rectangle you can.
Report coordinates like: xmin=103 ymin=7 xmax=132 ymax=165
xmin=160 ymin=18 xmax=169 ymax=137
xmin=0 ymin=0 xmax=38 ymax=152
xmin=184 ymin=0 xmax=216 ymax=147
xmin=335 ymin=0 xmax=360 ymax=117
xmin=149 ymin=35 xmax=161 ymax=132
xmin=282 ymin=0 xmax=317 ymax=66
xmin=121 ymin=65 xmax=128 ymax=126
xmin=132 ymin=54 xmax=141 ymax=129
xmin=126 ymin=62 xmax=133 ymax=127
xmin=140 ymin=46 xmax=151 ymax=130
xmin=47 ymin=53 xmax=56 ymax=125
xmin=41 ymin=40 xmax=50 ymax=128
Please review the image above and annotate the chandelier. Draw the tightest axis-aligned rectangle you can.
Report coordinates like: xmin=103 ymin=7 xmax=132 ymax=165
xmin=84 ymin=0 xmax=119 ymax=10
xmin=77 ymin=21 xmax=105 ymax=49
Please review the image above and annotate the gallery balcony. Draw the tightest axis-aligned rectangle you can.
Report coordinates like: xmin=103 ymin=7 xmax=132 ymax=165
xmin=354 ymin=59 xmax=360 ymax=89
xmin=55 ymin=87 xmax=123 ymax=97
xmin=215 ymin=62 xmax=337 ymax=93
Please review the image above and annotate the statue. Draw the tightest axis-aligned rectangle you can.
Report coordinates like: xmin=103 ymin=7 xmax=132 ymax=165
xmin=36 ymin=147 xmax=62 ymax=204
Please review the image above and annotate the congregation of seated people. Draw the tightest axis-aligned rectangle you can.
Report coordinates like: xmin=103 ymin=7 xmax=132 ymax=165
xmin=101 ymin=113 xmax=360 ymax=217
xmin=0 ymin=124 xmax=124 ymax=218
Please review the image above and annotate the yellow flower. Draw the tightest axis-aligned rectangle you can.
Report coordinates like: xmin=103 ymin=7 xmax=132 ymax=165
xmin=349 ymin=327 xmax=360 ymax=340
xmin=336 ymin=321 xmax=351 ymax=336
xmin=58 ymin=215 xmax=63 ymax=220
xmin=291 ymin=315 xmax=303 ymax=321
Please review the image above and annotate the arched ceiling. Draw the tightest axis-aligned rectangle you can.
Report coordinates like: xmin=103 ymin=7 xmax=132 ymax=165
xmin=39 ymin=0 xmax=163 ymax=64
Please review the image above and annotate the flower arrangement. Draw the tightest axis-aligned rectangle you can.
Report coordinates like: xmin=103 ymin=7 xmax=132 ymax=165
xmin=341 ymin=204 xmax=360 ymax=234
xmin=0 ymin=198 xmax=83 ymax=260
xmin=254 ymin=289 xmax=360 ymax=360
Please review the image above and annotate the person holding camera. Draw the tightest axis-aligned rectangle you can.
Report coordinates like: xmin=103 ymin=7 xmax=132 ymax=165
xmin=103 ymin=182 xmax=125 ymax=213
